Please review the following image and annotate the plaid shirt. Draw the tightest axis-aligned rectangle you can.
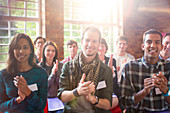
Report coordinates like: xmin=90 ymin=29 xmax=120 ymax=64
xmin=120 ymin=57 xmax=170 ymax=112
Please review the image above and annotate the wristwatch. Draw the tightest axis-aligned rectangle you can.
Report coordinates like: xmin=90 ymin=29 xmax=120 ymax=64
xmin=93 ymin=96 xmax=99 ymax=105
xmin=73 ymin=88 xmax=80 ymax=97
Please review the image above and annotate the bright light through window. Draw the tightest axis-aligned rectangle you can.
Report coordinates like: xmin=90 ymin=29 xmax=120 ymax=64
xmin=86 ymin=0 xmax=115 ymax=22
xmin=64 ymin=0 xmax=123 ymax=58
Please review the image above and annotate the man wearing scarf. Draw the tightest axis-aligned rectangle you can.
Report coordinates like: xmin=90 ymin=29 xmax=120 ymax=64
xmin=58 ymin=26 xmax=113 ymax=113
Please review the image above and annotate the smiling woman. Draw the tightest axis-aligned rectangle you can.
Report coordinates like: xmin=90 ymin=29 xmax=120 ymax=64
xmin=39 ymin=41 xmax=64 ymax=113
xmin=0 ymin=33 xmax=48 ymax=113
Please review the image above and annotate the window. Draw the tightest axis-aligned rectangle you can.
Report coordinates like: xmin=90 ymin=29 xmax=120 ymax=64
xmin=64 ymin=0 xmax=123 ymax=57
xmin=0 ymin=0 xmax=40 ymax=70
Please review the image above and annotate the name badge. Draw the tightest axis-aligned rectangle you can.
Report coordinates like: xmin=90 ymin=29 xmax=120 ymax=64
xmin=96 ymin=81 xmax=106 ymax=90
xmin=28 ymin=83 xmax=38 ymax=91
xmin=155 ymin=88 xmax=162 ymax=95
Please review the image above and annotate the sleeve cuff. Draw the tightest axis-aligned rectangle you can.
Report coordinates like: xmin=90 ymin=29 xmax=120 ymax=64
xmin=27 ymin=91 xmax=34 ymax=100
xmin=13 ymin=97 xmax=20 ymax=105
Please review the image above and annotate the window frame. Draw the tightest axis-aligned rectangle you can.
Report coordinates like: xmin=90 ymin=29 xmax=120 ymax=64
xmin=0 ymin=0 xmax=41 ymax=69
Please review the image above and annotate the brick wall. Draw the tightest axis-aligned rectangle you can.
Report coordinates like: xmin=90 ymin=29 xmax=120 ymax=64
xmin=41 ymin=0 xmax=64 ymax=61
xmin=123 ymin=0 xmax=170 ymax=59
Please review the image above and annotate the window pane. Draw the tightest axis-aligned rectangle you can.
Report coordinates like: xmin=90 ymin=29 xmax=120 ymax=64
xmin=26 ymin=30 xmax=36 ymax=36
xmin=10 ymin=0 xmax=25 ymax=8
xmin=11 ymin=9 xmax=25 ymax=17
xmin=0 ymin=30 xmax=8 ymax=36
xmin=64 ymin=6 xmax=71 ymax=19
xmin=64 ymin=31 xmax=70 ymax=36
xmin=72 ymin=24 xmax=80 ymax=30
xmin=11 ymin=30 xmax=25 ymax=36
xmin=64 ymin=24 xmax=70 ymax=29
xmin=27 ymin=2 xmax=38 ymax=9
xmin=0 ymin=7 xmax=9 ymax=16
xmin=26 ymin=22 xmax=36 ymax=29
xmin=27 ymin=10 xmax=38 ymax=18
xmin=64 ymin=12 xmax=71 ymax=19
xmin=0 ymin=45 xmax=9 ymax=53
xmin=0 ymin=38 xmax=9 ymax=44
xmin=72 ymin=31 xmax=80 ymax=37
xmin=0 ymin=21 xmax=8 ymax=28
xmin=0 ymin=54 xmax=8 ymax=62
xmin=72 ymin=13 xmax=80 ymax=20
xmin=0 ymin=0 xmax=8 ymax=6
xmin=11 ymin=21 xmax=25 ymax=28
xmin=0 ymin=63 xmax=7 ymax=70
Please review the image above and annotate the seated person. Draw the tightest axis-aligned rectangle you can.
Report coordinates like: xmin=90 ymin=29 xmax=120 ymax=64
xmin=39 ymin=41 xmax=64 ymax=113
xmin=0 ymin=33 xmax=47 ymax=112
xmin=120 ymin=29 xmax=170 ymax=113
xmin=58 ymin=27 xmax=113 ymax=113
xmin=113 ymin=35 xmax=135 ymax=83
xmin=98 ymin=38 xmax=120 ymax=112
xmin=62 ymin=39 xmax=78 ymax=64
xmin=34 ymin=36 xmax=46 ymax=63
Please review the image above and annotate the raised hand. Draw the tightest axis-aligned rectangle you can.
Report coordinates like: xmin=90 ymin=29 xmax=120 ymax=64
xmin=108 ymin=54 xmax=114 ymax=74
xmin=117 ymin=66 xmax=120 ymax=72
xmin=14 ymin=75 xmax=31 ymax=96
xmin=108 ymin=54 xmax=113 ymax=68
xmin=51 ymin=59 xmax=58 ymax=75
xmin=103 ymin=60 xmax=105 ymax=64
xmin=77 ymin=73 xmax=95 ymax=96
xmin=152 ymin=71 xmax=168 ymax=94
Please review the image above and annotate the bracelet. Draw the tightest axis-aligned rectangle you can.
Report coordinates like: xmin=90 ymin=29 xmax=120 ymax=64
xmin=93 ymin=96 xmax=99 ymax=105
xmin=162 ymin=88 xmax=170 ymax=97
xmin=73 ymin=88 xmax=80 ymax=97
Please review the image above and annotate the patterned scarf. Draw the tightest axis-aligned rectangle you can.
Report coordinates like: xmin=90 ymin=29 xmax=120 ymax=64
xmin=69 ymin=51 xmax=100 ymax=95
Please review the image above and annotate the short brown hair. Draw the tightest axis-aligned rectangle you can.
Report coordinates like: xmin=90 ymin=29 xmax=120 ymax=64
xmin=116 ymin=35 xmax=128 ymax=44
xmin=82 ymin=26 xmax=101 ymax=42
xmin=67 ymin=40 xmax=78 ymax=47
xmin=101 ymin=38 xmax=108 ymax=53
xmin=34 ymin=36 xmax=46 ymax=45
